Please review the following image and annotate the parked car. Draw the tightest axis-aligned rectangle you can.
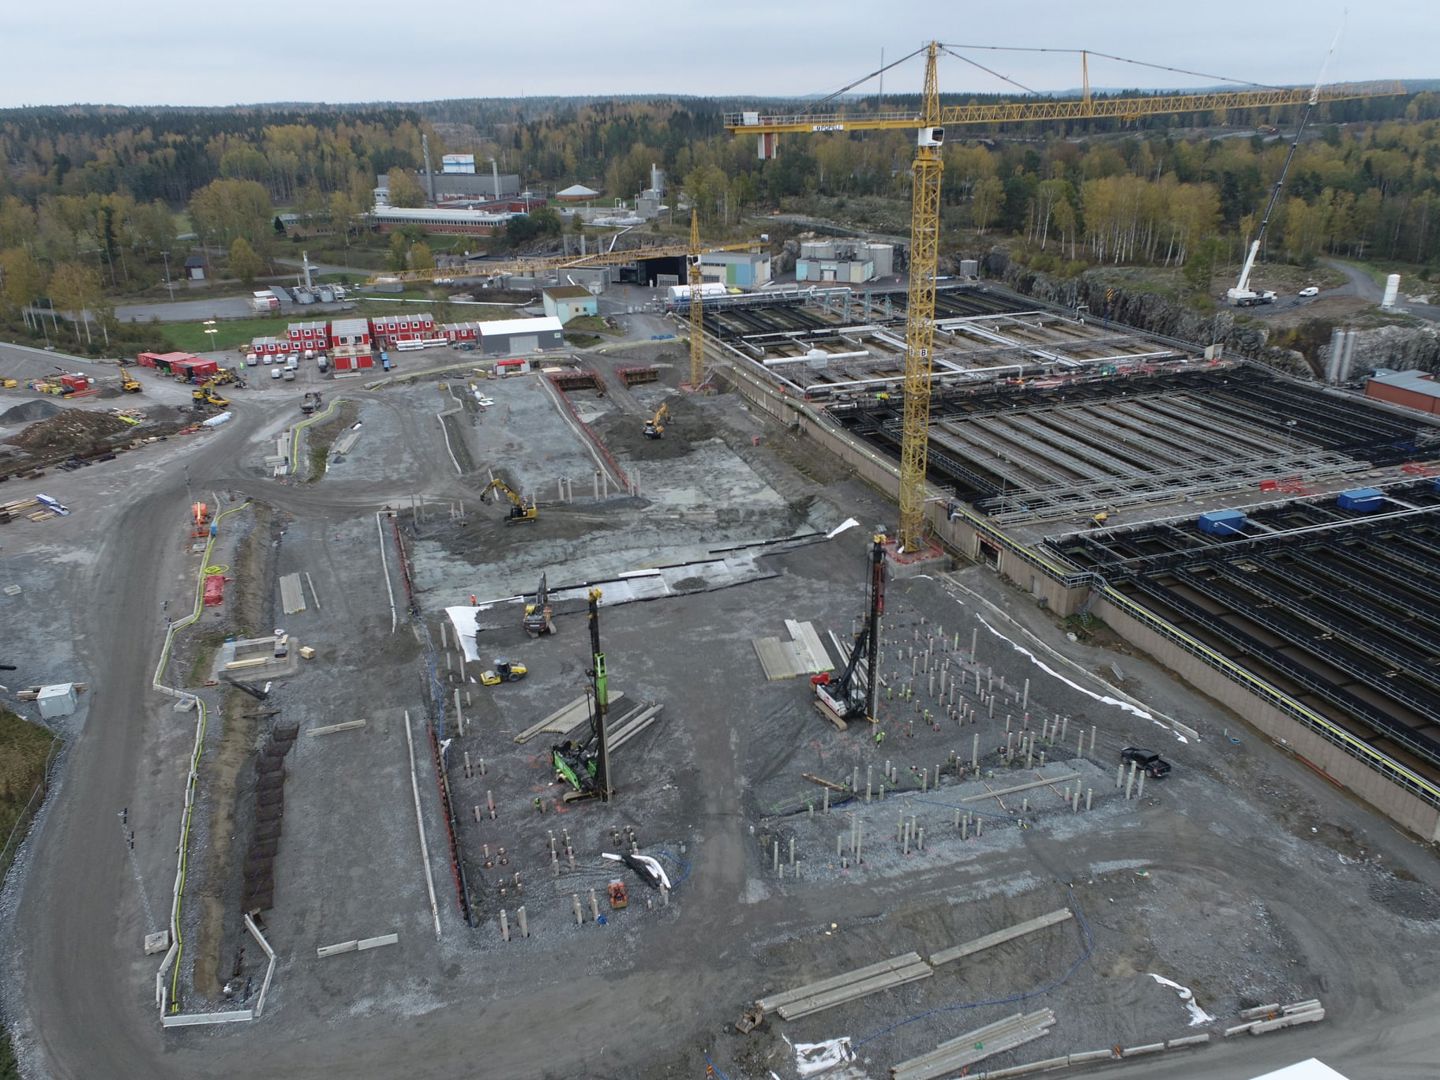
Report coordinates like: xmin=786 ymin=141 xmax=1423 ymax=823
xmin=1298 ymin=286 xmax=1320 ymax=298
xmin=1120 ymin=747 xmax=1172 ymax=778
xmin=244 ymin=353 xmax=259 ymax=367
xmin=261 ymin=354 xmax=274 ymax=365
xmin=270 ymin=366 xmax=283 ymax=380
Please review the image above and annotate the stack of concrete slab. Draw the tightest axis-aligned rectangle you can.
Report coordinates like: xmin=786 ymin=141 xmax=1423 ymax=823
xmin=752 ymin=619 xmax=833 ymax=681
xmin=929 ymin=908 xmax=1073 ymax=967
xmin=891 ymin=1009 xmax=1057 ymax=1080
xmin=757 ymin=952 xmax=931 ymax=1021
xmin=279 ymin=573 xmax=307 ymax=615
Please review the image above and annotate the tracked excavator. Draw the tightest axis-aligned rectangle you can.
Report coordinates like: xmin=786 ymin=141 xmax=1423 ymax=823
xmin=480 ymin=477 xmax=537 ymax=523
xmin=643 ymin=403 xmax=668 ymax=439
xmin=523 ymin=573 xmax=556 ymax=636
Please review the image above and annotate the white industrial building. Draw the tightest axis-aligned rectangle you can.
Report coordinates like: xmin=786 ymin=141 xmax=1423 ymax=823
xmin=796 ymin=240 xmax=894 ymax=284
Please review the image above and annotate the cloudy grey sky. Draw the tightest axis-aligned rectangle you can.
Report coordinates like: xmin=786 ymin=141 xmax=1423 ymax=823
xmin=3 ymin=1 xmax=1434 ymax=107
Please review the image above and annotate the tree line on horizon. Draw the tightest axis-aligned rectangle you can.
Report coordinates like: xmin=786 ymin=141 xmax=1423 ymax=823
xmin=1 ymin=89 xmax=1438 ymax=346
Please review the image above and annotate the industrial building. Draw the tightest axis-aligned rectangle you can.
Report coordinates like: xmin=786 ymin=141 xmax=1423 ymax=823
xmin=700 ymin=250 xmax=772 ymax=288
xmin=369 ymin=205 xmax=520 ymax=236
xmin=477 ymin=316 xmax=563 ymax=355
xmin=796 ymin=240 xmax=895 ymax=283
xmin=1367 ymin=368 xmax=1440 ymax=415
xmin=541 ymin=285 xmax=598 ymax=325
xmin=377 ymin=168 xmax=521 ymax=202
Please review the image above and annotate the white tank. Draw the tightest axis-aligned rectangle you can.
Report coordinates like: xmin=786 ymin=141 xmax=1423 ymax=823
xmin=1381 ymin=273 xmax=1401 ymax=310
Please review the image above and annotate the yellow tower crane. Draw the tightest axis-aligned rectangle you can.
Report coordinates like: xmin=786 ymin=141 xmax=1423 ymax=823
xmin=688 ymin=210 xmax=706 ymax=388
xmin=726 ymin=46 xmax=1402 ymax=552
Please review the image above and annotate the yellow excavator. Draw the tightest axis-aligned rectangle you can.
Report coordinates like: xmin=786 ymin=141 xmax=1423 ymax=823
xmin=643 ymin=402 xmax=668 ymax=439
xmin=481 ymin=477 xmax=537 ymax=523
xmin=192 ymin=379 xmax=230 ymax=408
xmin=117 ymin=364 xmax=143 ymax=393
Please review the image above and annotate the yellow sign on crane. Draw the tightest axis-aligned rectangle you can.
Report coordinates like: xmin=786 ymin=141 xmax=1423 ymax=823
xmin=725 ymin=46 xmax=1404 ymax=553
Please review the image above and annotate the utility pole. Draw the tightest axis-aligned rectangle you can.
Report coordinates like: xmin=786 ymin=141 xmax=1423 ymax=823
xmin=161 ymin=251 xmax=175 ymax=301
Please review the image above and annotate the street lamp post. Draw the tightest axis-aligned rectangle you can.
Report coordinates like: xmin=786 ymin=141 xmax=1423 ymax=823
xmin=203 ymin=319 xmax=218 ymax=355
xmin=161 ymin=251 xmax=175 ymax=301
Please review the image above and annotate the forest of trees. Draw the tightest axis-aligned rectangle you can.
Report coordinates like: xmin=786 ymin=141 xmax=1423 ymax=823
xmin=1 ymin=88 xmax=1439 ymax=341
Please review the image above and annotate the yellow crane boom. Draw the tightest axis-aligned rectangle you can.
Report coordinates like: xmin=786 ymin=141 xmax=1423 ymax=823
xmin=725 ymin=53 xmax=1404 ymax=552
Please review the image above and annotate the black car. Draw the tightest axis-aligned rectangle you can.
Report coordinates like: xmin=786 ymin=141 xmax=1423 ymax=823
xmin=1120 ymin=747 xmax=1172 ymax=779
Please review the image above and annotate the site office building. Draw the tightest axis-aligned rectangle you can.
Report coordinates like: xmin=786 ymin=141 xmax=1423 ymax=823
xmin=370 ymin=312 xmax=437 ymax=347
xmin=288 ymin=321 xmax=330 ymax=354
xmin=329 ymin=317 xmax=374 ymax=371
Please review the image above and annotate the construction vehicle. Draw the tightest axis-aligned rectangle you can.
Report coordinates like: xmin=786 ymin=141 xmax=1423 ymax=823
xmin=479 ymin=658 xmax=527 ymax=686
xmin=1088 ymin=511 xmax=1110 ymax=529
xmin=190 ymin=502 xmax=212 ymax=538
xmin=642 ymin=402 xmax=668 ymax=439
xmin=726 ymin=47 xmax=1401 ymax=553
xmin=300 ymin=391 xmax=322 ymax=415
xmin=552 ymin=588 xmax=611 ymax=800
xmin=1228 ymin=79 xmax=1327 ymax=305
xmin=116 ymin=365 xmax=143 ymax=393
xmin=481 ymin=477 xmax=537 ymax=523
xmin=523 ymin=573 xmax=556 ymax=636
xmin=812 ymin=534 xmax=887 ymax=725
xmin=192 ymin=380 xmax=230 ymax=408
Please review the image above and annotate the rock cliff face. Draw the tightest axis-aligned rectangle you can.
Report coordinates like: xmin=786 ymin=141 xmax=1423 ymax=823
xmin=985 ymin=253 xmax=1440 ymax=378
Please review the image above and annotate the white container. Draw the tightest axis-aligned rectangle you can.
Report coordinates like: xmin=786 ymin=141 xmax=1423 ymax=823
xmin=201 ymin=411 xmax=233 ymax=428
xmin=37 ymin=683 xmax=78 ymax=719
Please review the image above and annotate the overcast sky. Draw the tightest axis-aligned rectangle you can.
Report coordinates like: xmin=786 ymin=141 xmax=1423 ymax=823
xmin=3 ymin=1 xmax=1434 ymax=108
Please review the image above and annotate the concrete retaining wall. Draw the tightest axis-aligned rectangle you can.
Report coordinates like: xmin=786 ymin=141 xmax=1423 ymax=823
xmin=1093 ymin=593 xmax=1440 ymax=843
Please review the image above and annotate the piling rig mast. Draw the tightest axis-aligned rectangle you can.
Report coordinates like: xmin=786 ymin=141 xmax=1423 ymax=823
xmin=814 ymin=534 xmax=887 ymax=724
xmin=552 ymin=588 xmax=611 ymax=800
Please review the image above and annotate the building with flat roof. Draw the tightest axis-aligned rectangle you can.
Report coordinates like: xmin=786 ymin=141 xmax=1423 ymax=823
xmin=1366 ymin=368 xmax=1440 ymax=415
xmin=542 ymin=285 xmax=598 ymax=325
xmin=370 ymin=205 xmax=520 ymax=236
xmin=378 ymin=170 xmax=520 ymax=201
xmin=479 ymin=316 xmax=564 ymax=356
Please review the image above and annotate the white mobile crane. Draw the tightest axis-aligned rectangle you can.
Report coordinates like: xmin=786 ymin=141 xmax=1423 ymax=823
xmin=1228 ymin=61 xmax=1331 ymax=307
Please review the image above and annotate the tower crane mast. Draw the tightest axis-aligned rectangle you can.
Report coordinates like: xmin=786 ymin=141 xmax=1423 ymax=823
xmin=726 ymin=50 xmax=1402 ymax=552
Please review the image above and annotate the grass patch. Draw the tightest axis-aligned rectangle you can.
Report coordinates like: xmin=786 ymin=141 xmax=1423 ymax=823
xmin=162 ymin=316 xmax=291 ymax=353
xmin=0 ymin=707 xmax=56 ymax=843
xmin=564 ymin=332 xmax=603 ymax=348
xmin=186 ymin=629 xmax=230 ymax=687
xmin=562 ymin=314 xmax=619 ymax=335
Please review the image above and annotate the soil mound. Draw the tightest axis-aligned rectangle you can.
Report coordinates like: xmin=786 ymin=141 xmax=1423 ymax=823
xmin=6 ymin=408 xmax=133 ymax=454
xmin=0 ymin=399 xmax=64 ymax=425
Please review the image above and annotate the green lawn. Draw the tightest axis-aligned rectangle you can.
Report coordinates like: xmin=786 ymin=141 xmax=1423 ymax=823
xmin=0 ymin=708 xmax=56 ymax=845
xmin=162 ymin=316 xmax=291 ymax=353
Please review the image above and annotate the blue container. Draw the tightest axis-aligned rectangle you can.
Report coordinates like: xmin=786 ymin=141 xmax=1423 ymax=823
xmin=1337 ymin=487 xmax=1385 ymax=513
xmin=1198 ymin=509 xmax=1248 ymax=536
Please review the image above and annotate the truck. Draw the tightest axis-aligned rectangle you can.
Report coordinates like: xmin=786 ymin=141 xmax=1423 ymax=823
xmin=300 ymin=391 xmax=322 ymax=415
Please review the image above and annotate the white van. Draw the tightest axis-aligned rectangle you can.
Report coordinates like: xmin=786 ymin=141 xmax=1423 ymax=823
xmin=245 ymin=353 xmax=259 ymax=367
